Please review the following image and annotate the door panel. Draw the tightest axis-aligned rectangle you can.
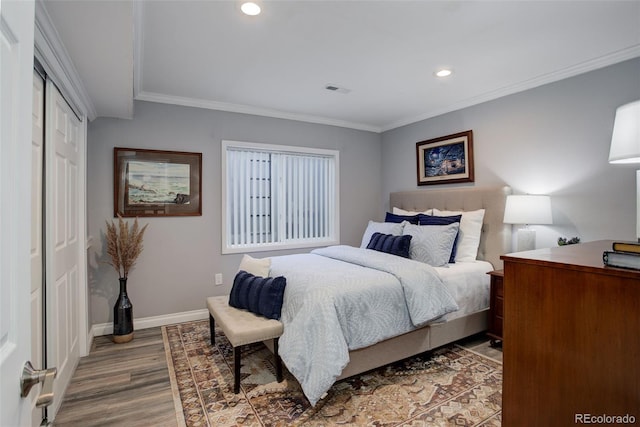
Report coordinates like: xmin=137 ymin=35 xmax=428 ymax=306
xmin=45 ymin=81 xmax=82 ymax=417
xmin=0 ymin=1 xmax=36 ymax=426
xmin=31 ymin=69 xmax=45 ymax=427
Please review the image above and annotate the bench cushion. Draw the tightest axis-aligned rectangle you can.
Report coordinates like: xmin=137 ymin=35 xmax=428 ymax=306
xmin=207 ymin=296 xmax=283 ymax=347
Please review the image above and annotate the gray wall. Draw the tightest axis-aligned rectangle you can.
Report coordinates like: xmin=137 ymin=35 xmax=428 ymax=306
xmin=87 ymin=102 xmax=382 ymax=325
xmin=88 ymin=58 xmax=640 ymax=327
xmin=381 ymin=58 xmax=640 ymax=250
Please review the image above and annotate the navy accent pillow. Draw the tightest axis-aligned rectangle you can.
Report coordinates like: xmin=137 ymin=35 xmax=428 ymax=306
xmin=418 ymin=214 xmax=462 ymax=263
xmin=367 ymin=232 xmax=412 ymax=258
xmin=229 ymin=270 xmax=287 ymax=320
xmin=385 ymin=212 xmax=419 ymax=224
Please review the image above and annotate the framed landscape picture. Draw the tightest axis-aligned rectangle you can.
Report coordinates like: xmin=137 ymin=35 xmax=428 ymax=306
xmin=416 ymin=130 xmax=474 ymax=186
xmin=114 ymin=148 xmax=202 ymax=217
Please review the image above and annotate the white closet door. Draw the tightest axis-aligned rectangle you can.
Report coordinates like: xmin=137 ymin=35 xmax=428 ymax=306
xmin=31 ymin=69 xmax=45 ymax=427
xmin=0 ymin=1 xmax=35 ymax=426
xmin=45 ymin=81 xmax=83 ymax=418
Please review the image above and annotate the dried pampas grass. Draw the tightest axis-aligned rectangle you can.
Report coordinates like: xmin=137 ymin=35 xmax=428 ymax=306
xmin=105 ymin=215 xmax=148 ymax=279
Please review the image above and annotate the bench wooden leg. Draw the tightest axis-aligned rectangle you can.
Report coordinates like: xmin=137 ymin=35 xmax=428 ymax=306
xmin=274 ymin=338 xmax=283 ymax=383
xmin=209 ymin=314 xmax=215 ymax=346
xmin=233 ymin=346 xmax=241 ymax=394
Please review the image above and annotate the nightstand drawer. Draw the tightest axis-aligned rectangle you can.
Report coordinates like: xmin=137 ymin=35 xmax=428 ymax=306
xmin=487 ymin=269 xmax=504 ymax=345
xmin=494 ymin=296 xmax=503 ymax=315
xmin=495 ymin=280 xmax=504 ymax=297
xmin=493 ymin=316 xmax=503 ymax=336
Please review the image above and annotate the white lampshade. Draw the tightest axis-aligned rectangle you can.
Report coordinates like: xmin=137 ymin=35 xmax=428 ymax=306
xmin=609 ymin=100 xmax=640 ymax=164
xmin=609 ymin=100 xmax=640 ymax=242
xmin=503 ymin=195 xmax=552 ymax=225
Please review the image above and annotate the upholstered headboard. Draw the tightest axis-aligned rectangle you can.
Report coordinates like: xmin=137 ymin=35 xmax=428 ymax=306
xmin=389 ymin=186 xmax=512 ymax=269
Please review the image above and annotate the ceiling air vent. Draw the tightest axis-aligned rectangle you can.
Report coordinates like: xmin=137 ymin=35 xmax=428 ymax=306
xmin=325 ymin=84 xmax=351 ymax=94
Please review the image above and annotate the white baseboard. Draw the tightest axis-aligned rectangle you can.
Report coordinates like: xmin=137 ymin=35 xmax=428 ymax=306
xmin=90 ymin=308 xmax=209 ymax=337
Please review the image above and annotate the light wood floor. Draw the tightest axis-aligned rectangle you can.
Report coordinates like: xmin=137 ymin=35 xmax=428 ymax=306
xmin=53 ymin=326 xmax=502 ymax=426
xmin=53 ymin=327 xmax=178 ymax=427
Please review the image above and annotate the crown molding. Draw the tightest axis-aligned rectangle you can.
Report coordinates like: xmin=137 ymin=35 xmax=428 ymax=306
xmin=135 ymin=90 xmax=382 ymax=133
xmin=382 ymin=46 xmax=640 ymax=132
xmin=133 ymin=0 xmax=379 ymax=131
xmin=34 ymin=0 xmax=97 ymax=121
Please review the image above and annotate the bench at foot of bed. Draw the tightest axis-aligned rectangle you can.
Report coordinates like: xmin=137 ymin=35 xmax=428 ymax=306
xmin=206 ymin=296 xmax=284 ymax=393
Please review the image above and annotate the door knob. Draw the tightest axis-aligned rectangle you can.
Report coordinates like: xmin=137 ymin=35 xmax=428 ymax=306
xmin=20 ymin=361 xmax=57 ymax=407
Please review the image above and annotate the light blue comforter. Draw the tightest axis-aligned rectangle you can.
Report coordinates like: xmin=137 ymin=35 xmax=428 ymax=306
xmin=269 ymin=245 xmax=459 ymax=406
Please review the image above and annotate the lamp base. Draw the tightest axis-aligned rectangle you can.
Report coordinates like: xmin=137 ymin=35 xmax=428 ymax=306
xmin=636 ymin=170 xmax=640 ymax=242
xmin=516 ymin=228 xmax=536 ymax=252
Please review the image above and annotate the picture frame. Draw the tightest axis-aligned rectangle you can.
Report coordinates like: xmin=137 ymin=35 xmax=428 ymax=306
xmin=416 ymin=130 xmax=474 ymax=186
xmin=114 ymin=147 xmax=202 ymax=217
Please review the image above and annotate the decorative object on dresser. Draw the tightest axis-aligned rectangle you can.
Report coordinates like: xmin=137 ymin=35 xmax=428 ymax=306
xmin=557 ymin=236 xmax=580 ymax=246
xmin=501 ymin=240 xmax=639 ymax=426
xmin=603 ymin=250 xmax=640 ymax=270
xmin=603 ymin=240 xmax=640 ymax=270
xmin=415 ymin=130 xmax=474 ymax=186
xmin=503 ymin=194 xmax=552 ymax=251
xmin=486 ymin=269 xmax=503 ymax=347
xmin=612 ymin=240 xmax=640 ymax=253
xmin=608 ymin=100 xmax=640 ymax=241
xmin=114 ymin=147 xmax=202 ymax=217
xmin=105 ymin=215 xmax=148 ymax=343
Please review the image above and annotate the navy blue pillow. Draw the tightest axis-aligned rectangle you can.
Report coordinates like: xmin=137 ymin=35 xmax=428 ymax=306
xmin=385 ymin=212 xmax=419 ymax=224
xmin=418 ymin=214 xmax=462 ymax=263
xmin=229 ymin=270 xmax=287 ymax=320
xmin=367 ymin=232 xmax=412 ymax=258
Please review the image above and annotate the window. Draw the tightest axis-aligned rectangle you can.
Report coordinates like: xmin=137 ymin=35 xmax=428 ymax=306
xmin=222 ymin=140 xmax=339 ymax=253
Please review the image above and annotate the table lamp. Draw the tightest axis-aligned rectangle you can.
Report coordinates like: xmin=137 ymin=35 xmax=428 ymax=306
xmin=504 ymin=194 xmax=552 ymax=251
xmin=608 ymin=100 xmax=640 ymax=242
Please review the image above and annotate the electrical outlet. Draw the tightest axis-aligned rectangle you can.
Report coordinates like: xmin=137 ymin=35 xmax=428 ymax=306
xmin=215 ymin=273 xmax=223 ymax=286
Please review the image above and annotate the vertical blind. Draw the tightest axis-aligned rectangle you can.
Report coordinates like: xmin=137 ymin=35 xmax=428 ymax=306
xmin=225 ymin=145 xmax=337 ymax=250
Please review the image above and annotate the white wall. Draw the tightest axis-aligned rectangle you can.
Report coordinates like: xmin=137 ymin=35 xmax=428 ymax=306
xmin=87 ymin=101 xmax=381 ymax=325
xmin=381 ymin=58 xmax=640 ymax=250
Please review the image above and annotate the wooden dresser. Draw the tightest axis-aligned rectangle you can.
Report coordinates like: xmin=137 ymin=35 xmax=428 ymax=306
xmin=501 ymin=240 xmax=639 ymax=426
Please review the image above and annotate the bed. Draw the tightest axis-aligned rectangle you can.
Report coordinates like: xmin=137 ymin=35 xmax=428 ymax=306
xmin=265 ymin=186 xmax=512 ymax=405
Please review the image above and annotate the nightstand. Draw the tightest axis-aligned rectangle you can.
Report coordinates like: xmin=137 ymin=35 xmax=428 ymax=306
xmin=487 ymin=269 xmax=503 ymax=347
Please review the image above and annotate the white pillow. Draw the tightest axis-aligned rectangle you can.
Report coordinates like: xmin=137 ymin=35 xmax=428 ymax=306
xmin=393 ymin=207 xmax=432 ymax=216
xmin=238 ymin=254 xmax=271 ymax=277
xmin=360 ymin=220 xmax=406 ymax=248
xmin=432 ymin=208 xmax=485 ymax=262
xmin=402 ymin=223 xmax=460 ymax=267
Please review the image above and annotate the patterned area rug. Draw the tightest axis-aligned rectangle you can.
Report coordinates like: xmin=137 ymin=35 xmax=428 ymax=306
xmin=162 ymin=320 xmax=502 ymax=426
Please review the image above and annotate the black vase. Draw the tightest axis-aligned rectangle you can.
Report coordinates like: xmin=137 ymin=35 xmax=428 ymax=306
xmin=113 ymin=277 xmax=134 ymax=343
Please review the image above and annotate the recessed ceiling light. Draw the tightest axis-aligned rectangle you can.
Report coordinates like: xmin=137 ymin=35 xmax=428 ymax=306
xmin=241 ymin=2 xmax=261 ymax=16
xmin=435 ymin=69 xmax=453 ymax=78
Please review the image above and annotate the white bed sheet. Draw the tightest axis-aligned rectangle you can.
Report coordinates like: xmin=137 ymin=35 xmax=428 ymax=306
xmin=435 ymin=260 xmax=493 ymax=322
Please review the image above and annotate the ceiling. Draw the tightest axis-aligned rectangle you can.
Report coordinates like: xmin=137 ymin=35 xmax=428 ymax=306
xmin=43 ymin=0 xmax=640 ymax=133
